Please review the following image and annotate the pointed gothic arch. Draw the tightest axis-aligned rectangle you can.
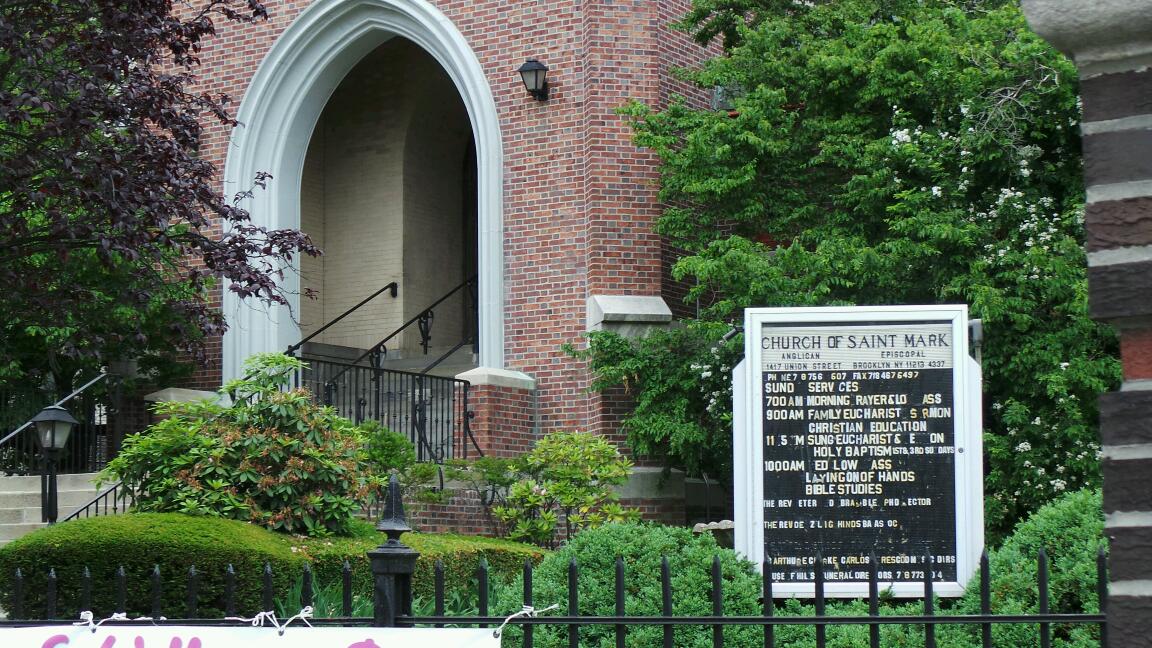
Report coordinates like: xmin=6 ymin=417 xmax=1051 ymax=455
xmin=221 ymin=0 xmax=503 ymax=380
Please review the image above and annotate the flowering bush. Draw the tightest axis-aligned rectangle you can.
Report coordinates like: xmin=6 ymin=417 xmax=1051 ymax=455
xmin=105 ymin=354 xmax=378 ymax=536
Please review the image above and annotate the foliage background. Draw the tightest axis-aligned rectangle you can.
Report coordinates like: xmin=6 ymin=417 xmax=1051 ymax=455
xmin=580 ymin=0 xmax=1119 ymax=536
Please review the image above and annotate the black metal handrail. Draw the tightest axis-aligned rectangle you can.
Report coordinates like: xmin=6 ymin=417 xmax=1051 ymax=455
xmin=0 ymin=372 xmax=109 ymax=449
xmin=61 ymin=480 xmax=134 ymax=522
xmin=325 ymin=275 xmax=478 ymax=386
xmin=0 ymin=372 xmax=126 ymax=477
xmin=285 ymin=281 xmax=399 ymax=357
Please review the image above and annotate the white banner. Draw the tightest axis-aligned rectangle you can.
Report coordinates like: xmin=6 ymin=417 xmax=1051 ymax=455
xmin=2 ymin=625 xmax=499 ymax=648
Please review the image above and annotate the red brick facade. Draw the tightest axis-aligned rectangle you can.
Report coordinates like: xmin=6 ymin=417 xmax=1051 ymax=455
xmin=182 ymin=0 xmax=717 ymax=530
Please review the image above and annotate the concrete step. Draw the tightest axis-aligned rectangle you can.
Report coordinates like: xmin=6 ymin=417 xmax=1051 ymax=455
xmin=0 ymin=522 xmax=47 ymax=545
xmin=0 ymin=473 xmax=101 ymax=492
xmin=0 ymin=490 xmax=105 ymax=510
xmin=0 ymin=507 xmax=44 ymax=524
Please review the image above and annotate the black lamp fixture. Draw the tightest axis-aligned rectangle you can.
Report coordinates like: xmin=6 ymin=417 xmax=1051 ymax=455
xmin=31 ymin=405 xmax=77 ymax=524
xmin=32 ymin=405 xmax=77 ymax=452
xmin=517 ymin=58 xmax=549 ymax=101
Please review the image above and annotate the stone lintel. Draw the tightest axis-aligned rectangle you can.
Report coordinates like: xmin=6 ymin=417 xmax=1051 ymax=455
xmin=1021 ymin=0 xmax=1152 ymax=72
xmin=615 ymin=466 xmax=686 ymax=500
xmin=454 ymin=366 xmax=536 ymax=391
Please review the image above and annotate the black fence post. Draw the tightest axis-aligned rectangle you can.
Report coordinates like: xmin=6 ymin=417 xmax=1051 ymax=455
xmin=367 ymin=474 xmax=419 ymax=627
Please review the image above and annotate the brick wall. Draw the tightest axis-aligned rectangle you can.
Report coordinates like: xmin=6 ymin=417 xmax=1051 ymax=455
xmin=190 ymin=0 xmax=710 ymax=433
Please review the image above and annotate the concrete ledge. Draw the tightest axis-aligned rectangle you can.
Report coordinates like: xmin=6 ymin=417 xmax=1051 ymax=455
xmin=587 ymin=295 xmax=673 ymax=338
xmin=616 ymin=466 xmax=685 ymax=499
xmin=144 ymin=387 xmax=228 ymax=405
xmin=455 ymin=367 xmax=536 ymax=391
xmin=1022 ymin=0 xmax=1152 ymax=70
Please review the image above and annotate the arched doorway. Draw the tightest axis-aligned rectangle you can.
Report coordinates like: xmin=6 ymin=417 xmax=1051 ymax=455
xmin=221 ymin=0 xmax=503 ymax=381
xmin=297 ymin=37 xmax=478 ymax=366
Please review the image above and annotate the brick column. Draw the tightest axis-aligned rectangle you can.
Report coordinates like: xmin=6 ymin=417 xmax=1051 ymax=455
xmin=1022 ymin=3 xmax=1152 ymax=645
xmin=455 ymin=367 xmax=537 ymax=457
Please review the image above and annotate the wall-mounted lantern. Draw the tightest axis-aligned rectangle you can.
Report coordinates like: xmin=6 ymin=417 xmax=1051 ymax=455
xmin=517 ymin=58 xmax=549 ymax=101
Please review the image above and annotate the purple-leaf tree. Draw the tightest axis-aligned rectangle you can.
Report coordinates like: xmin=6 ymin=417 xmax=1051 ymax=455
xmin=0 ymin=0 xmax=318 ymax=387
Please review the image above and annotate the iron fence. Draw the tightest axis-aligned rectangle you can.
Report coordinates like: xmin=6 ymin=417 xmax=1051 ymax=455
xmin=1 ymin=548 xmax=1107 ymax=647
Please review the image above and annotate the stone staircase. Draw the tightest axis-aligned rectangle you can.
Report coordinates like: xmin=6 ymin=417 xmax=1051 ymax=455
xmin=0 ymin=473 xmax=107 ymax=547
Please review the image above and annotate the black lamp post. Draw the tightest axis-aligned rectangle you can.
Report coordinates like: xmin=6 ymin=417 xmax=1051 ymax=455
xmin=517 ymin=58 xmax=549 ymax=101
xmin=32 ymin=405 xmax=77 ymax=524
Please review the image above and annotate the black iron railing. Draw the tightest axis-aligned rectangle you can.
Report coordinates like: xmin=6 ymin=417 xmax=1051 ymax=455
xmin=322 ymin=275 xmax=478 ymax=383
xmin=60 ymin=481 xmax=135 ymax=523
xmin=0 ymin=550 xmax=1108 ymax=647
xmin=0 ymin=373 xmax=125 ymax=476
xmin=285 ymin=281 xmax=399 ymax=358
xmin=296 ymin=359 xmax=481 ymax=462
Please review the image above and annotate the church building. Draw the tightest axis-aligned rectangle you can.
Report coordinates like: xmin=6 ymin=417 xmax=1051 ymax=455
xmin=192 ymin=0 xmax=715 ymax=527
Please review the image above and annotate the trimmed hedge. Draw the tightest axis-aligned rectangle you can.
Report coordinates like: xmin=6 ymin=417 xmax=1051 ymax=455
xmin=283 ymin=519 xmax=545 ymax=601
xmin=0 ymin=514 xmax=544 ymax=619
xmin=0 ymin=514 xmax=303 ymax=618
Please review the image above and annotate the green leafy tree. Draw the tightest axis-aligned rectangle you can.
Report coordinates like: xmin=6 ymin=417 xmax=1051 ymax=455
xmin=0 ymin=1 xmax=318 ymax=390
xmin=586 ymin=0 xmax=1119 ymax=535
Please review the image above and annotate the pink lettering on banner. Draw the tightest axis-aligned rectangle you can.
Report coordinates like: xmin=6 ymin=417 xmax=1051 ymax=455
xmin=347 ymin=640 xmax=382 ymax=648
xmin=41 ymin=634 xmax=69 ymax=648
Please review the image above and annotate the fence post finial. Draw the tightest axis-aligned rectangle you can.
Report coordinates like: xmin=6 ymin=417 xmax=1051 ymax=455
xmin=367 ymin=473 xmax=419 ymax=627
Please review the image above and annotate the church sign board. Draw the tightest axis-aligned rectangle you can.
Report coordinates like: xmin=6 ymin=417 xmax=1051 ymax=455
xmin=733 ymin=305 xmax=983 ymax=598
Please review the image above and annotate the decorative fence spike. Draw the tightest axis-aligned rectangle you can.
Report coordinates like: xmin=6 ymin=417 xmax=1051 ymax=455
xmin=762 ymin=559 xmax=774 ymax=648
xmin=868 ymin=553 xmax=880 ymax=648
xmin=151 ymin=565 xmax=162 ymax=618
xmin=712 ymin=555 xmax=724 ymax=648
xmin=115 ymin=566 xmax=126 ymax=615
xmin=1039 ymin=548 xmax=1051 ymax=648
xmin=477 ymin=557 xmax=489 ymax=627
xmin=46 ymin=568 xmax=57 ymax=620
xmin=814 ymin=552 xmax=826 ymax=648
xmin=568 ymin=558 xmax=580 ymax=648
xmin=302 ymin=563 xmax=314 ymax=609
xmin=80 ymin=566 xmax=92 ymax=616
xmin=187 ymin=565 xmax=199 ymax=618
xmin=924 ymin=550 xmax=936 ymax=648
xmin=225 ymin=564 xmax=237 ymax=617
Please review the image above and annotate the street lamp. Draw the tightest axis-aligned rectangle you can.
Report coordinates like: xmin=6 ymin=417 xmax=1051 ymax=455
xmin=31 ymin=405 xmax=77 ymax=524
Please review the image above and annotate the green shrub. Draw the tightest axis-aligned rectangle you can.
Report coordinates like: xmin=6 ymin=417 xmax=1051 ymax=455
xmin=494 ymin=522 xmax=762 ymax=647
xmin=104 ymin=353 xmax=377 ymax=536
xmin=0 ymin=514 xmax=304 ymax=618
xmin=454 ymin=431 xmax=639 ymax=548
xmin=361 ymin=420 xmax=416 ymax=474
xmin=944 ymin=488 xmax=1105 ymax=647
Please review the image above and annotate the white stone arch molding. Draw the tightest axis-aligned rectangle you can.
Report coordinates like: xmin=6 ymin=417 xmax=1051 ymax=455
xmin=221 ymin=0 xmax=504 ymax=381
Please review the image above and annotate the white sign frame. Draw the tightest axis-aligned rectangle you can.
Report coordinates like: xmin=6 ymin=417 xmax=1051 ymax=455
xmin=734 ymin=305 xmax=983 ymax=598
